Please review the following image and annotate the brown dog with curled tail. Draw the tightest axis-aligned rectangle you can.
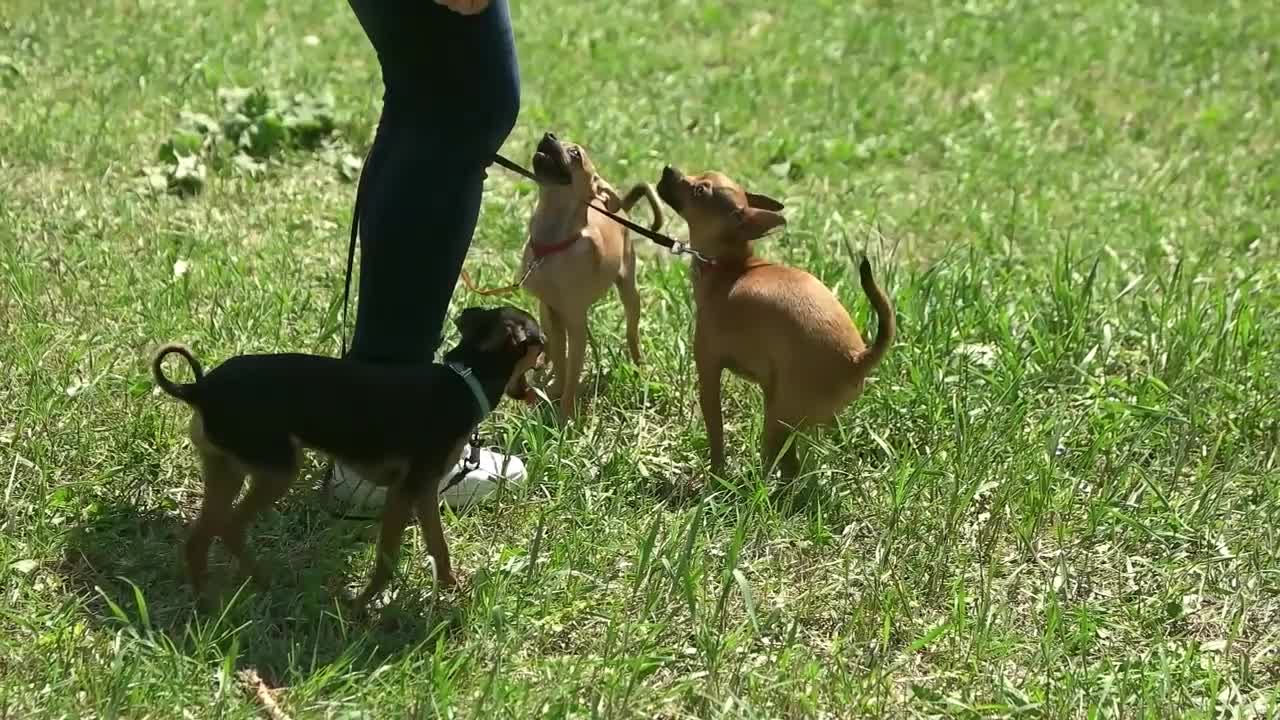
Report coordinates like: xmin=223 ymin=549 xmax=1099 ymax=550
xmin=656 ymin=166 xmax=895 ymax=479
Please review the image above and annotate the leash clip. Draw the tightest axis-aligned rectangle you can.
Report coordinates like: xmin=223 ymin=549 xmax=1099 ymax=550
xmin=671 ymin=241 xmax=712 ymax=264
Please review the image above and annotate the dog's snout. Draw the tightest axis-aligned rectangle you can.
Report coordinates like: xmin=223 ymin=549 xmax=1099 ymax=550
xmin=532 ymin=133 xmax=573 ymax=186
xmin=657 ymin=166 xmax=685 ymax=208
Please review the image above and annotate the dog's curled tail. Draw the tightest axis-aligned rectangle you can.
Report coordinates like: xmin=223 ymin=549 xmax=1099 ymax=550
xmin=621 ymin=182 xmax=665 ymax=233
xmin=152 ymin=343 xmax=204 ymax=403
xmin=857 ymin=258 xmax=896 ymax=371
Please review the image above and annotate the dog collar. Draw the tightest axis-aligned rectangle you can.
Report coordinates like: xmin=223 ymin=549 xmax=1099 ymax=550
xmin=529 ymin=233 xmax=579 ymax=259
xmin=446 ymin=362 xmax=492 ymax=419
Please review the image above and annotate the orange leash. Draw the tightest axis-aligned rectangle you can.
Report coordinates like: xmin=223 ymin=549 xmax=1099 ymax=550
xmin=459 ymin=268 xmax=522 ymax=296
xmin=458 ymin=256 xmax=544 ymax=297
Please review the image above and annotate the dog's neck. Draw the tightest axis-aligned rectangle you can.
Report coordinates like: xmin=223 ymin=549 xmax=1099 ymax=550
xmin=530 ymin=192 xmax=589 ymax=245
xmin=439 ymin=347 xmax=516 ymax=421
xmin=689 ymin=228 xmax=753 ymax=269
xmin=444 ymin=362 xmax=492 ymax=418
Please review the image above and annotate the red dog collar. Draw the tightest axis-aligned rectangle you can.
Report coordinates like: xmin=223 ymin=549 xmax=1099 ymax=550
xmin=529 ymin=234 xmax=579 ymax=259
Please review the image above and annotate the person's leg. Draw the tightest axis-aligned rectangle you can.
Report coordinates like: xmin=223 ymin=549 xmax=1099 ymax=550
xmin=332 ymin=0 xmax=527 ymax=512
xmin=346 ymin=0 xmax=520 ymax=364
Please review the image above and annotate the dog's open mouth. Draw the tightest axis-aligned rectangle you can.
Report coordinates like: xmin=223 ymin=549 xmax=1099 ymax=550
xmin=506 ymin=343 xmax=549 ymax=407
xmin=506 ymin=368 xmax=541 ymax=406
xmin=531 ymin=133 xmax=572 ymax=186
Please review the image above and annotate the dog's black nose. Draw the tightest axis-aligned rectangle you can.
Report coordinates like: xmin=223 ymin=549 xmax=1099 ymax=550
xmin=538 ymin=132 xmax=562 ymax=154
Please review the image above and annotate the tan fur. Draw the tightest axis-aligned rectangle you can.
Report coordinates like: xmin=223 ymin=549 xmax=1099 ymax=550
xmin=180 ymin=408 xmax=463 ymax=606
xmin=655 ymin=167 xmax=896 ymax=479
xmin=519 ymin=138 xmax=663 ymax=420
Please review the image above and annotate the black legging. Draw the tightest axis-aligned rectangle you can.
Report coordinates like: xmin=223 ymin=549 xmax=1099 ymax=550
xmin=345 ymin=0 xmax=520 ymax=364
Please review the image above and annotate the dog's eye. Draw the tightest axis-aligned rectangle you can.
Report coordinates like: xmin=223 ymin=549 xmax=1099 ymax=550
xmin=694 ymin=184 xmax=710 ymax=198
xmin=569 ymin=148 xmax=581 ymax=161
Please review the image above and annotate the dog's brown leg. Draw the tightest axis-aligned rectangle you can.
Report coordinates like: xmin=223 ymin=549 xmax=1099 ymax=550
xmin=185 ymin=449 xmax=245 ymax=596
xmin=220 ymin=468 xmax=295 ymax=587
xmin=540 ymin=302 xmax=568 ymax=400
xmin=560 ymin=314 xmax=589 ymax=420
xmin=616 ymin=243 xmax=643 ymax=364
xmin=353 ymin=485 xmax=415 ymax=608
xmin=414 ymin=484 xmax=455 ymax=589
xmin=695 ymin=343 xmax=726 ymax=473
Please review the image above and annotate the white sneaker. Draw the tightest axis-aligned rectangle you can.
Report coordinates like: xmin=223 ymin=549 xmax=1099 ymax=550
xmin=328 ymin=443 xmax=527 ymax=513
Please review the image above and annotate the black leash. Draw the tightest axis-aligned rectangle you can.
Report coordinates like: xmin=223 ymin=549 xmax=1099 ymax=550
xmin=495 ymin=152 xmax=683 ymax=251
xmin=491 ymin=153 xmax=540 ymax=184
xmin=338 ymin=152 xmax=705 ymax=356
xmin=495 ymin=153 xmax=699 ymax=257
xmin=339 ymin=144 xmax=374 ymax=359
xmin=328 ymin=150 xmax=703 ymax=517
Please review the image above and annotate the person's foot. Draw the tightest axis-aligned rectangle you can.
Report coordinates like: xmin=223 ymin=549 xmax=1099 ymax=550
xmin=327 ymin=443 xmax=527 ymax=513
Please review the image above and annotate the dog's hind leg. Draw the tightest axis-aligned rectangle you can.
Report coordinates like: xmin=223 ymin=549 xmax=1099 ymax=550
xmin=185 ymin=448 xmax=245 ymax=597
xmin=220 ymin=465 xmax=296 ymax=588
xmin=616 ymin=240 xmax=643 ymax=364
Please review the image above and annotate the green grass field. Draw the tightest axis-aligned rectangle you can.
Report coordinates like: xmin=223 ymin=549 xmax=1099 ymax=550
xmin=3 ymin=0 xmax=1278 ymax=716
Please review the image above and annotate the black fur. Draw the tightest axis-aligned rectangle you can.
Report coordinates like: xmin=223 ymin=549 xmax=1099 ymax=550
xmin=154 ymin=305 xmax=543 ymax=494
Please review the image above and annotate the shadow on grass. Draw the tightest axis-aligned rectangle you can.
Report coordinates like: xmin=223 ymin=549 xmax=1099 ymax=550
xmin=54 ymin=492 xmax=467 ymax=685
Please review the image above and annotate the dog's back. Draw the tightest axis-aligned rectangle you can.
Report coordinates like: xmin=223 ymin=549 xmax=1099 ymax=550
xmin=696 ymin=256 xmax=894 ymax=422
xmin=159 ymin=351 xmax=473 ymax=472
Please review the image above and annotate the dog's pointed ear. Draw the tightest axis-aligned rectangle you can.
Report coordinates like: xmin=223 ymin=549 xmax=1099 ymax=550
xmin=593 ymin=175 xmax=623 ymax=213
xmin=454 ymin=307 xmax=490 ymax=343
xmin=734 ymin=207 xmax=786 ymax=242
xmin=746 ymin=191 xmax=785 ymax=211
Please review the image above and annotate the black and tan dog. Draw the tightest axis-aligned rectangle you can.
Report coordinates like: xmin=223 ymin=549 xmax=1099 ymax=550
xmin=152 ymin=305 xmax=545 ymax=608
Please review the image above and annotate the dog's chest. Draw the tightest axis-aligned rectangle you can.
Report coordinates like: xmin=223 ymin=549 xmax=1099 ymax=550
xmin=692 ymin=270 xmax=778 ymax=385
xmin=522 ymin=239 xmax=617 ymax=306
xmin=691 ymin=264 xmax=748 ymax=315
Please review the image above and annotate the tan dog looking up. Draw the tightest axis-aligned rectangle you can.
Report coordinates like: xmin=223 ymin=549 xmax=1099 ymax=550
xmin=655 ymin=165 xmax=896 ymax=479
xmin=519 ymin=132 xmax=663 ymax=420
